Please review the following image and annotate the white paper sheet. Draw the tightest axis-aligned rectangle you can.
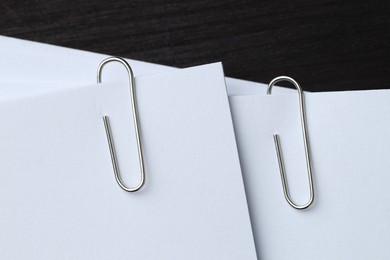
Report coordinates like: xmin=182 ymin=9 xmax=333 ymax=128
xmin=229 ymin=90 xmax=390 ymax=259
xmin=0 ymin=35 xmax=293 ymax=97
xmin=0 ymin=63 xmax=257 ymax=259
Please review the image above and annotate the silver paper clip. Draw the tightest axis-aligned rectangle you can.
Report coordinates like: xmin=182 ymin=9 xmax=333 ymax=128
xmin=97 ymin=57 xmax=145 ymax=192
xmin=267 ymin=76 xmax=314 ymax=210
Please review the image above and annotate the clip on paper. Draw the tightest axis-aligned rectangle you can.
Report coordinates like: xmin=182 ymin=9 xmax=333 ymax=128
xmin=97 ymin=57 xmax=145 ymax=192
xmin=267 ymin=76 xmax=314 ymax=210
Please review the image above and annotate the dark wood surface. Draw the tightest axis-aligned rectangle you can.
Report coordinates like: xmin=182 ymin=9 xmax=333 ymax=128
xmin=1 ymin=0 xmax=389 ymax=91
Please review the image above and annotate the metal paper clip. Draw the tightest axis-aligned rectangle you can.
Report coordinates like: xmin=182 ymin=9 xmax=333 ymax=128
xmin=97 ymin=57 xmax=145 ymax=192
xmin=267 ymin=76 xmax=314 ymax=210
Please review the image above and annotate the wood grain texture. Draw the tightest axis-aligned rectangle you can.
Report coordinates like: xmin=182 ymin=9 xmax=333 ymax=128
xmin=0 ymin=0 xmax=389 ymax=91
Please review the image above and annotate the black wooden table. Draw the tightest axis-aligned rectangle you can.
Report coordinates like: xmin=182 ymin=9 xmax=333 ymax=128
xmin=1 ymin=0 xmax=389 ymax=91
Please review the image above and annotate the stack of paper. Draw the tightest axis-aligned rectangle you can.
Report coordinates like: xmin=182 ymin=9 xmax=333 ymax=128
xmin=230 ymin=90 xmax=390 ymax=259
xmin=1 ymin=35 xmax=389 ymax=259
xmin=0 ymin=38 xmax=257 ymax=259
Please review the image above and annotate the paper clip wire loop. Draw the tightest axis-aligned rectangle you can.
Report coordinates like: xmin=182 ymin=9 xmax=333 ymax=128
xmin=267 ymin=76 xmax=314 ymax=210
xmin=97 ymin=57 xmax=145 ymax=192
